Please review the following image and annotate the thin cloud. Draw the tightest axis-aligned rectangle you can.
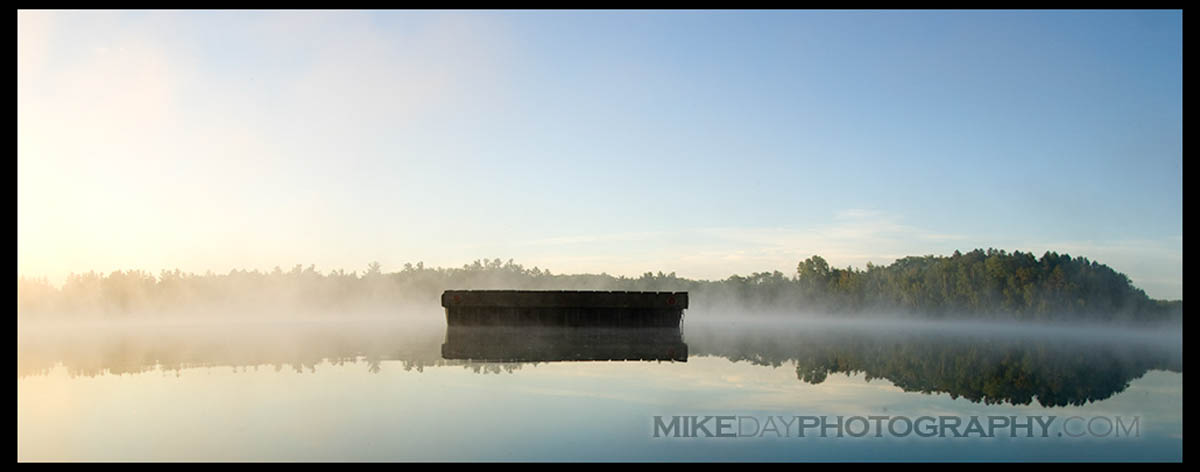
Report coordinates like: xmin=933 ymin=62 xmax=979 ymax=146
xmin=521 ymin=231 xmax=668 ymax=246
xmin=502 ymin=211 xmax=1181 ymax=300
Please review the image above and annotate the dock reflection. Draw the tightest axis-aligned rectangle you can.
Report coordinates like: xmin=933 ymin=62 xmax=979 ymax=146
xmin=441 ymin=326 xmax=687 ymax=362
xmin=16 ymin=318 xmax=1181 ymax=407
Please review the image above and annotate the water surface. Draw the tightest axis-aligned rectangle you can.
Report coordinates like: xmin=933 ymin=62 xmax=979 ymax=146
xmin=17 ymin=316 xmax=1182 ymax=461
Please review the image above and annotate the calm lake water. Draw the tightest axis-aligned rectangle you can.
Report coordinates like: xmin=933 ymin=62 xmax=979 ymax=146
xmin=17 ymin=315 xmax=1183 ymax=461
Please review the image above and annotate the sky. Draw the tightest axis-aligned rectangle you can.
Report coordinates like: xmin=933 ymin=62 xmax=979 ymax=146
xmin=17 ymin=10 xmax=1183 ymax=299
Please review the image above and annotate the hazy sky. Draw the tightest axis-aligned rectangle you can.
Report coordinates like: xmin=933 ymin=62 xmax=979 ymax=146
xmin=17 ymin=10 xmax=1182 ymax=299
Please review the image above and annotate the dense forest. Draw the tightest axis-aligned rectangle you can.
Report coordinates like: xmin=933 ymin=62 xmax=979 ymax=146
xmin=16 ymin=249 xmax=1181 ymax=323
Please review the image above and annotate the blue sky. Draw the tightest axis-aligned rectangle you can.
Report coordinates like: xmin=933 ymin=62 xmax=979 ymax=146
xmin=17 ymin=10 xmax=1182 ymax=298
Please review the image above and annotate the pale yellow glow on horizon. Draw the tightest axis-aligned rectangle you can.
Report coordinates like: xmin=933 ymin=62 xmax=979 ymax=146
xmin=16 ymin=11 xmax=1183 ymax=300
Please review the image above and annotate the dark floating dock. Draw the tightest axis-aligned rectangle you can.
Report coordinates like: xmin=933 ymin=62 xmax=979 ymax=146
xmin=441 ymin=290 xmax=687 ymax=328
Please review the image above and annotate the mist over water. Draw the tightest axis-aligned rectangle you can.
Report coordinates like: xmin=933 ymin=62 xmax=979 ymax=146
xmin=17 ymin=257 xmax=1183 ymax=460
xmin=18 ymin=308 xmax=1182 ymax=461
xmin=18 ymin=308 xmax=1182 ymax=396
xmin=18 ymin=270 xmax=1183 ymax=384
xmin=17 ymin=9 xmax=1182 ymax=462
xmin=19 ymin=251 xmax=1183 ymax=330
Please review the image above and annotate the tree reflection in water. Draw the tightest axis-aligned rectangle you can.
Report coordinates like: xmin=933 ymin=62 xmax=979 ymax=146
xmin=17 ymin=319 xmax=1180 ymax=407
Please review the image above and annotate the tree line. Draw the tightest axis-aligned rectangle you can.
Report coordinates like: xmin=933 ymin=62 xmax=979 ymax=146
xmin=790 ymin=249 xmax=1181 ymax=322
xmin=16 ymin=249 xmax=1181 ymax=323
